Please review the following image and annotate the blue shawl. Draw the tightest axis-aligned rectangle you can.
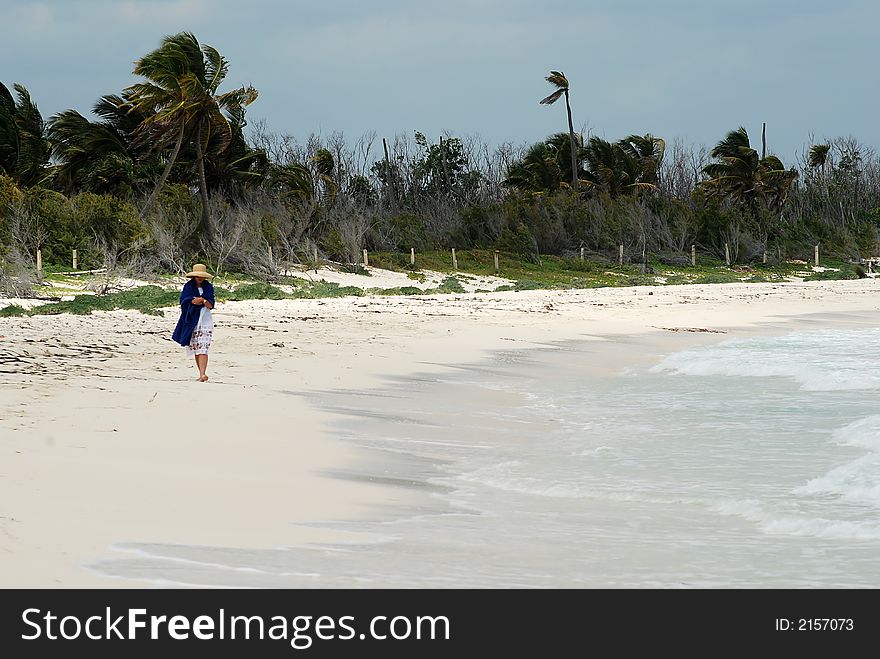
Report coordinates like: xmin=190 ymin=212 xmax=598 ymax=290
xmin=172 ymin=279 xmax=215 ymax=346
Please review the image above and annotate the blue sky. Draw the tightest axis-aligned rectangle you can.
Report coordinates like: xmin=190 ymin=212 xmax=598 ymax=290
xmin=2 ymin=0 xmax=877 ymax=163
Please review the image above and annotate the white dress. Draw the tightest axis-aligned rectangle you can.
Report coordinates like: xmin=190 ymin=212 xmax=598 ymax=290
xmin=186 ymin=286 xmax=214 ymax=356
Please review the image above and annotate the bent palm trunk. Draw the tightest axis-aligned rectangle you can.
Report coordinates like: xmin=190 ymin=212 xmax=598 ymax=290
xmin=564 ymin=90 xmax=577 ymax=192
xmin=139 ymin=115 xmax=185 ymax=219
xmin=196 ymin=119 xmax=210 ymax=233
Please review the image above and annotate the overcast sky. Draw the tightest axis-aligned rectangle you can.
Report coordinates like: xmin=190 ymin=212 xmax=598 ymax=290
xmin=2 ymin=0 xmax=877 ymax=164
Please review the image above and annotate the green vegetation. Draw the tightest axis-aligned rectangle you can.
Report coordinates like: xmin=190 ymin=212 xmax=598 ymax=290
xmin=0 ymin=304 xmax=26 ymax=317
xmin=222 ymin=282 xmax=288 ymax=300
xmin=802 ymin=264 xmax=863 ymax=281
xmin=220 ymin=280 xmax=367 ymax=301
xmin=339 ymin=263 xmax=371 ymax=276
xmin=437 ymin=276 xmax=466 ymax=293
xmin=366 ymin=251 xmax=864 ymax=289
xmin=370 ymin=286 xmax=425 ymax=296
xmin=2 ymin=286 xmax=178 ymax=317
xmin=2 ymin=31 xmax=878 ymax=305
xmin=370 ymin=249 xmax=657 ymax=288
xmin=0 ymin=249 xmax=864 ymax=318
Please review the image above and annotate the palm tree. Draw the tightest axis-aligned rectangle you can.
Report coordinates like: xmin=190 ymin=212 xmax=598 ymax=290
xmin=808 ymin=143 xmax=831 ymax=171
xmin=803 ymin=142 xmax=833 ymax=207
xmin=701 ymin=127 xmax=798 ymax=213
xmin=503 ymin=141 xmax=565 ymax=193
xmin=581 ymin=136 xmax=660 ymax=198
xmin=312 ymin=148 xmax=339 ymax=203
xmin=47 ymin=92 xmax=156 ymax=195
xmin=48 ymin=108 xmax=131 ymax=194
xmin=126 ymin=32 xmax=258 ymax=229
xmin=0 ymin=82 xmax=50 ymax=187
xmin=504 ymin=132 xmax=663 ymax=198
xmin=0 ymin=83 xmax=19 ymax=178
xmin=202 ymin=104 xmax=267 ymax=193
xmin=503 ymin=133 xmax=581 ymax=193
xmin=267 ymin=162 xmax=315 ymax=202
xmin=701 ymin=127 xmax=799 ymax=252
xmin=701 ymin=127 xmax=760 ymax=207
xmin=539 ymin=71 xmax=579 ymax=192
xmin=618 ymin=134 xmax=666 ymax=186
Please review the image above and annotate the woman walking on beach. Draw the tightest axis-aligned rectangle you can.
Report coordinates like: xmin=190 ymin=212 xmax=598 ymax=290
xmin=172 ymin=264 xmax=215 ymax=382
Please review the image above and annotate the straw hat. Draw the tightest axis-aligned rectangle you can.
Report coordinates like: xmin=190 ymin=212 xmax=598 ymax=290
xmin=185 ymin=263 xmax=214 ymax=280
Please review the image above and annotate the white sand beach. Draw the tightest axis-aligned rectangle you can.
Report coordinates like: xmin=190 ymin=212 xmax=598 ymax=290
xmin=2 ymin=277 xmax=880 ymax=587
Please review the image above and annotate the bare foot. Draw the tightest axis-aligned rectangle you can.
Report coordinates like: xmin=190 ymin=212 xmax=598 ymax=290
xmin=198 ymin=375 xmax=209 ymax=382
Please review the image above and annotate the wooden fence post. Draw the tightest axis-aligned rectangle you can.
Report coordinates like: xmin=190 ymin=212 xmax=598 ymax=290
xmin=580 ymin=247 xmax=584 ymax=261
xmin=452 ymin=248 xmax=458 ymax=271
xmin=363 ymin=249 xmax=369 ymax=267
xmin=494 ymin=250 xmax=500 ymax=273
xmin=691 ymin=244 xmax=696 ymax=267
xmin=725 ymin=243 xmax=731 ymax=266
xmin=410 ymin=248 xmax=415 ymax=266
xmin=619 ymin=244 xmax=624 ymax=265
xmin=815 ymin=244 xmax=819 ymax=266
xmin=36 ymin=249 xmax=42 ymax=273
xmin=72 ymin=249 xmax=77 ymax=270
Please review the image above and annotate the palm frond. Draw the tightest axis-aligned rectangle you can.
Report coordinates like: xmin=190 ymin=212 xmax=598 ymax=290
xmin=808 ymin=143 xmax=830 ymax=169
xmin=215 ymin=85 xmax=259 ymax=110
xmin=312 ymin=148 xmax=336 ymax=178
xmin=710 ymin=127 xmax=751 ymax=159
xmin=269 ymin=162 xmax=315 ymax=201
xmin=545 ymin=71 xmax=569 ymax=89
xmin=539 ymin=89 xmax=565 ymax=105
xmin=201 ymin=44 xmax=229 ymax=94
xmin=0 ymin=82 xmax=19 ymax=175
xmin=625 ymin=182 xmax=660 ymax=193
xmin=9 ymin=83 xmax=49 ymax=186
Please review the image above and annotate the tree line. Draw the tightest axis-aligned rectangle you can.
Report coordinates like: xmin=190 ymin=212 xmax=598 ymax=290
xmin=2 ymin=33 xmax=879 ymax=284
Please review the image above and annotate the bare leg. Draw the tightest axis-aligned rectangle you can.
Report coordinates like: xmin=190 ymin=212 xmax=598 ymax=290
xmin=196 ymin=354 xmax=209 ymax=381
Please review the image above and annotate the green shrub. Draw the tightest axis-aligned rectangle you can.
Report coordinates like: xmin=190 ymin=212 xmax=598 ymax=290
xmin=16 ymin=286 xmax=177 ymax=316
xmin=452 ymin=203 xmax=505 ymax=247
xmin=373 ymin=286 xmax=424 ymax=296
xmin=802 ymin=266 xmax=859 ymax=281
xmin=319 ymin=227 xmax=347 ymax=262
xmin=436 ymin=276 xmax=465 ymax=293
xmin=387 ymin=214 xmax=430 ymax=251
xmin=498 ymin=221 xmax=539 ymax=260
xmin=0 ymin=304 xmax=27 ymax=317
xmin=228 ymin=283 xmax=290 ymax=300
xmin=340 ymin=263 xmax=371 ymax=276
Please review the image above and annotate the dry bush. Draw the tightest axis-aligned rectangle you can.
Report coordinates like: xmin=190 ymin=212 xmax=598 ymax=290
xmin=143 ymin=204 xmax=197 ymax=276
xmin=6 ymin=198 xmax=47 ymax=272
xmin=0 ymin=247 xmax=36 ymax=297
